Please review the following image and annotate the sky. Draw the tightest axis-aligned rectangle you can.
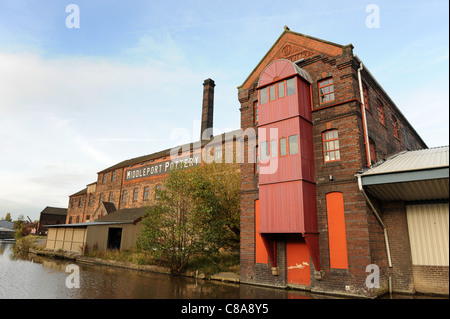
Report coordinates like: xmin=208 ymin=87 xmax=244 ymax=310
xmin=0 ymin=0 xmax=448 ymax=221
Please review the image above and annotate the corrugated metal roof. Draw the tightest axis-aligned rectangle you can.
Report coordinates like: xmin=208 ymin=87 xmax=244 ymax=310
xmin=365 ymin=178 xmax=449 ymax=201
xmin=360 ymin=146 xmax=449 ymax=176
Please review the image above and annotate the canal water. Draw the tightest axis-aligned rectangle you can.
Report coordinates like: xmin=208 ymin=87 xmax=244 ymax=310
xmin=0 ymin=240 xmax=316 ymax=299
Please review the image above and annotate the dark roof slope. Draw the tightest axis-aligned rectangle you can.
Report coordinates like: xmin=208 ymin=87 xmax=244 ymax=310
xmin=97 ymin=129 xmax=242 ymax=174
xmin=40 ymin=206 xmax=68 ymax=216
xmin=102 ymin=202 xmax=117 ymax=214
xmin=95 ymin=206 xmax=148 ymax=223
xmin=70 ymin=188 xmax=87 ymax=197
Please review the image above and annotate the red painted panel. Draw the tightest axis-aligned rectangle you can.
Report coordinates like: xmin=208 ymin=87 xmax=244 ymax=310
xmin=286 ymin=235 xmax=311 ymax=286
xmin=257 ymin=59 xmax=320 ymax=271
xmin=258 ymin=78 xmax=311 ymax=126
xmin=254 ymin=199 xmax=268 ymax=264
xmin=258 ymin=59 xmax=298 ymax=88
xmin=326 ymin=192 xmax=348 ymax=269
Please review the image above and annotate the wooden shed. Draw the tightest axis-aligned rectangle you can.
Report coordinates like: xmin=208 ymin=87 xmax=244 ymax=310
xmin=46 ymin=207 xmax=148 ymax=253
xmin=85 ymin=207 xmax=147 ymax=251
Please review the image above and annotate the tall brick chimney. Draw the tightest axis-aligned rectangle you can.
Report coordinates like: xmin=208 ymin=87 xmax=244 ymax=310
xmin=201 ymin=78 xmax=215 ymax=141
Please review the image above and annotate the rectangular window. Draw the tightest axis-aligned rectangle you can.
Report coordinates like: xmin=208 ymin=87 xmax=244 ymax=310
xmin=378 ymin=101 xmax=385 ymax=125
xmin=100 ymin=193 xmax=104 ymax=204
xmin=369 ymin=139 xmax=376 ymax=163
xmin=122 ymin=190 xmax=127 ymax=203
xmin=323 ymin=130 xmax=340 ymax=162
xmin=319 ymin=78 xmax=335 ymax=104
xmin=111 ymin=171 xmax=116 ymax=182
xmin=109 ymin=192 xmax=113 ymax=203
xmin=260 ymin=87 xmax=268 ymax=104
xmin=289 ymin=135 xmax=299 ymax=155
xmin=392 ymin=115 xmax=398 ymax=138
xmin=88 ymin=194 xmax=93 ymax=206
xmin=326 ymin=192 xmax=348 ymax=269
xmin=102 ymin=174 xmax=107 ymax=184
xmin=286 ymin=78 xmax=295 ymax=96
xmin=155 ymin=184 xmax=162 ymax=199
xmin=278 ymin=81 xmax=285 ymax=98
xmin=255 ymin=145 xmax=259 ymax=174
xmin=261 ymin=141 xmax=269 ymax=161
xmin=215 ymin=145 xmax=222 ymax=161
xmin=279 ymin=137 xmax=287 ymax=156
xmin=270 ymin=140 xmax=277 ymax=158
xmin=143 ymin=186 xmax=149 ymax=200
xmin=269 ymin=84 xmax=276 ymax=101
xmin=133 ymin=188 xmax=138 ymax=202
xmin=254 ymin=101 xmax=258 ymax=124
xmin=363 ymin=84 xmax=369 ymax=110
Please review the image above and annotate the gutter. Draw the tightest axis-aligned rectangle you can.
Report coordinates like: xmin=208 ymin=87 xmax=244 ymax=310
xmin=354 ymin=55 xmax=372 ymax=167
xmin=357 ymin=174 xmax=393 ymax=269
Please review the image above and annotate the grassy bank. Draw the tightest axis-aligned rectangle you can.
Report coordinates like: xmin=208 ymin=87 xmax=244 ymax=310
xmin=13 ymin=235 xmax=46 ymax=256
xmin=84 ymin=246 xmax=239 ymax=277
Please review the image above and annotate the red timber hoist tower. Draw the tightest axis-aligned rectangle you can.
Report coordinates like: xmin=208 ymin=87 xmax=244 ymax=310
xmin=256 ymin=59 xmax=320 ymax=286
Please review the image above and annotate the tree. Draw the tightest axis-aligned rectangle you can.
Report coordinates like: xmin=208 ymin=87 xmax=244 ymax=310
xmin=137 ymin=162 xmax=240 ymax=274
xmin=3 ymin=213 xmax=12 ymax=222
xmin=191 ymin=162 xmax=240 ymax=248
xmin=138 ymin=168 xmax=210 ymax=274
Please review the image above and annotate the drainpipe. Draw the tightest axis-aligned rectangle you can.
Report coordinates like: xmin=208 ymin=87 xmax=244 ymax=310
xmin=355 ymin=55 xmax=372 ymax=167
xmin=357 ymin=174 xmax=392 ymax=270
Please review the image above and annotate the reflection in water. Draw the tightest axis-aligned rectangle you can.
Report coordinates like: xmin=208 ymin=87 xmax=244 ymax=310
xmin=0 ymin=241 xmax=314 ymax=299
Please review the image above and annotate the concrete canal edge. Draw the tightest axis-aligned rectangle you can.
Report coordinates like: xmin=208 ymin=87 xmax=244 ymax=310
xmin=28 ymin=248 xmax=240 ymax=284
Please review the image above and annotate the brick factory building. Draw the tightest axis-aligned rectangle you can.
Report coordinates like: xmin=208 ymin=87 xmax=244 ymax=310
xmin=237 ymin=27 xmax=447 ymax=298
xmin=58 ymin=27 xmax=448 ymax=298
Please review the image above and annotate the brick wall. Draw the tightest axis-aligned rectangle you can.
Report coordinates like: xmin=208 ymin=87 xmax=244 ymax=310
xmin=238 ymin=30 xmax=428 ymax=298
xmin=413 ymin=265 xmax=449 ymax=295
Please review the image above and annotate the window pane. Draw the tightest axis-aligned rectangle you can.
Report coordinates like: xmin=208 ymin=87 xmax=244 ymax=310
xmin=289 ymin=135 xmax=298 ymax=155
xmin=270 ymin=140 xmax=277 ymax=158
xmin=335 ymin=150 xmax=340 ymax=160
xmin=330 ymin=151 xmax=335 ymax=161
xmin=280 ymin=138 xmax=287 ymax=156
xmin=334 ymin=140 xmax=339 ymax=150
xmin=269 ymin=85 xmax=276 ymax=101
xmin=278 ymin=82 xmax=285 ymax=98
xmin=261 ymin=141 xmax=269 ymax=160
xmin=260 ymin=87 xmax=267 ymax=104
xmin=287 ymin=78 xmax=295 ymax=96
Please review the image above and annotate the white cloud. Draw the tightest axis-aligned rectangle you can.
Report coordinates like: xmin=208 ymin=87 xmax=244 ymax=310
xmin=0 ymin=34 xmax=220 ymax=220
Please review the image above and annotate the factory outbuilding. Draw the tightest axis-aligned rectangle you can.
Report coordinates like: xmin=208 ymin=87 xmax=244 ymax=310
xmin=356 ymin=146 xmax=449 ymax=295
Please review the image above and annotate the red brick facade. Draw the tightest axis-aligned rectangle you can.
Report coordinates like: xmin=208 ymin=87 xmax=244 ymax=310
xmin=238 ymin=29 xmax=427 ymax=298
xmin=62 ymin=28 xmax=442 ymax=298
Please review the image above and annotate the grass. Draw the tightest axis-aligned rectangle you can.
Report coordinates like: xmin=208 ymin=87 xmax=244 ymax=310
xmin=186 ymin=251 xmax=240 ymax=277
xmin=83 ymin=245 xmax=239 ymax=277
xmin=83 ymin=246 xmax=155 ymax=265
